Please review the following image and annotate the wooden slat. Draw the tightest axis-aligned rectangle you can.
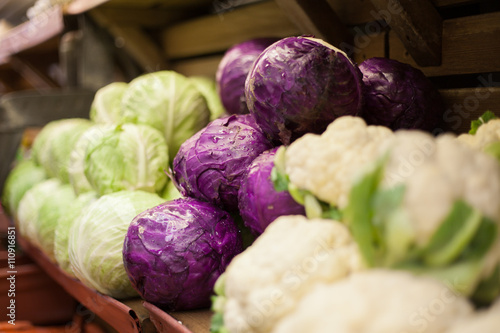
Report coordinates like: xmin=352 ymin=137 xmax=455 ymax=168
xmin=370 ymin=0 xmax=442 ymax=66
xmin=171 ymin=54 xmax=223 ymax=79
xmin=327 ymin=0 xmax=376 ymax=25
xmin=351 ymin=31 xmax=386 ymax=64
xmin=431 ymin=0 xmax=479 ymax=7
xmin=110 ymin=26 xmax=169 ymax=72
xmin=170 ymin=309 xmax=213 ymax=333
xmin=91 ymin=10 xmax=168 ymax=72
xmin=327 ymin=0 xmax=480 ymax=26
xmin=18 ymin=236 xmax=144 ymax=333
xmin=439 ymin=86 xmax=500 ymax=134
xmin=274 ymin=0 xmax=352 ymax=47
xmin=89 ymin=7 xmax=197 ymax=28
xmin=161 ymin=1 xmax=300 ymax=60
xmin=145 ymin=302 xmax=212 ymax=333
xmin=390 ymin=11 xmax=500 ymax=76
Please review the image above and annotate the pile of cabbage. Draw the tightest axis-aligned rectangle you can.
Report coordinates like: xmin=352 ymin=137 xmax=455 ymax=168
xmin=1 ymin=70 xmax=232 ymax=301
xmin=3 ymin=34 xmax=500 ymax=332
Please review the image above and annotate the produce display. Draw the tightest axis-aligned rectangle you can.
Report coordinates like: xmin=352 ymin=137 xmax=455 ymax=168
xmin=1 ymin=34 xmax=499 ymax=333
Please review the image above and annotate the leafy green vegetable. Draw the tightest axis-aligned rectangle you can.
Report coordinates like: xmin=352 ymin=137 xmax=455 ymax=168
xmin=159 ymin=180 xmax=182 ymax=201
xmin=472 ymin=265 xmax=500 ymax=305
xmin=483 ymin=142 xmax=500 ymax=162
xmin=90 ymin=82 xmax=128 ymax=125
xmin=469 ymin=110 xmax=498 ymax=134
xmin=190 ymin=76 xmax=226 ymax=121
xmin=84 ymin=124 xmax=169 ymax=196
xmin=68 ymin=190 xmax=165 ymax=298
xmin=422 ymin=200 xmax=483 ymax=267
xmin=32 ymin=118 xmax=93 ymax=183
xmin=54 ymin=191 xmax=98 ymax=276
xmin=68 ymin=125 xmax=114 ymax=195
xmin=2 ymin=159 xmax=47 ymax=218
xmin=210 ymin=274 xmax=228 ymax=333
xmin=121 ymin=70 xmax=211 ymax=157
xmin=16 ymin=178 xmax=61 ymax=243
xmin=271 ymin=146 xmax=341 ymax=220
xmin=35 ymin=182 xmax=76 ymax=260
xmin=343 ymin=157 xmax=386 ymax=266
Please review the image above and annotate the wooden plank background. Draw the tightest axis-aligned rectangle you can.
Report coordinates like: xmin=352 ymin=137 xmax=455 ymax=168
xmin=161 ymin=1 xmax=300 ymax=60
xmin=85 ymin=0 xmax=500 ymax=134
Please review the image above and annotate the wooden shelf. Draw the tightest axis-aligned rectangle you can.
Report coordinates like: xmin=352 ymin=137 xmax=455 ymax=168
xmin=17 ymin=236 xmax=210 ymax=333
xmin=18 ymin=236 xmax=143 ymax=333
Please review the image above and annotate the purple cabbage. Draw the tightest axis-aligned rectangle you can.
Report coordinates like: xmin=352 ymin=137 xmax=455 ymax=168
xmin=172 ymin=114 xmax=274 ymax=211
xmin=123 ymin=197 xmax=242 ymax=311
xmin=238 ymin=148 xmax=305 ymax=235
xmin=359 ymin=57 xmax=445 ymax=132
xmin=216 ymin=38 xmax=279 ymax=115
xmin=245 ymin=36 xmax=364 ymax=145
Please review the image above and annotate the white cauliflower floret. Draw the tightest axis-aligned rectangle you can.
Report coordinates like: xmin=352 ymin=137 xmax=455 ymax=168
xmin=273 ymin=270 xmax=473 ymax=333
xmin=457 ymin=118 xmax=500 ymax=150
xmin=285 ymin=116 xmax=393 ymax=209
xmin=380 ymin=131 xmax=500 ymax=280
xmin=447 ymin=298 xmax=500 ymax=333
xmin=343 ymin=130 xmax=500 ymax=301
xmin=222 ymin=215 xmax=363 ymax=333
xmin=382 ymin=132 xmax=500 ymax=246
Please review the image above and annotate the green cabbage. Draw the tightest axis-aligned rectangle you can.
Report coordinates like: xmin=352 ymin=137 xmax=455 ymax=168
xmin=84 ymin=124 xmax=169 ymax=196
xmin=35 ymin=181 xmax=76 ymax=261
xmin=190 ymin=76 xmax=226 ymax=121
xmin=68 ymin=125 xmax=114 ymax=195
xmin=90 ymin=82 xmax=129 ymax=125
xmin=121 ymin=70 xmax=211 ymax=157
xmin=16 ymin=178 xmax=62 ymax=244
xmin=160 ymin=180 xmax=183 ymax=201
xmin=54 ymin=191 xmax=98 ymax=276
xmin=68 ymin=190 xmax=165 ymax=298
xmin=32 ymin=118 xmax=93 ymax=183
xmin=2 ymin=159 xmax=47 ymax=218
